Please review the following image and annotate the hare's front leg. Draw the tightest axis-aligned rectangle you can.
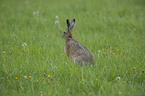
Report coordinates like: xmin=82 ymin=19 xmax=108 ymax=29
xmin=71 ymin=57 xmax=76 ymax=63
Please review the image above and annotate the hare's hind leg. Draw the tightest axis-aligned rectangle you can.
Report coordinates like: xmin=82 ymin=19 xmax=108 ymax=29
xmin=75 ymin=59 xmax=85 ymax=67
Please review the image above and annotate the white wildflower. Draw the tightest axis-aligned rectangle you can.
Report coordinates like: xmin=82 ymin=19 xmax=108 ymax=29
xmin=98 ymin=50 xmax=101 ymax=57
xmin=33 ymin=11 xmax=39 ymax=15
xmin=98 ymin=50 xmax=101 ymax=53
xmin=22 ymin=43 xmax=27 ymax=46
xmin=56 ymin=16 xmax=58 ymax=18
xmin=40 ymin=91 xmax=42 ymax=94
xmin=55 ymin=20 xmax=59 ymax=24
xmin=116 ymin=77 xmax=121 ymax=81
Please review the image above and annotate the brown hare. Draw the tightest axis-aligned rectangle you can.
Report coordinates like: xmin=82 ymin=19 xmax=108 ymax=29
xmin=62 ymin=19 xmax=95 ymax=66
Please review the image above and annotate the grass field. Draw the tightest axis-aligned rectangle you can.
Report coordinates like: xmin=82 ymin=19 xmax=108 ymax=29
xmin=0 ymin=0 xmax=145 ymax=95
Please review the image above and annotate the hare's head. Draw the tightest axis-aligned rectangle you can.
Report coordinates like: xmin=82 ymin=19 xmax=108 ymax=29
xmin=62 ymin=19 xmax=75 ymax=39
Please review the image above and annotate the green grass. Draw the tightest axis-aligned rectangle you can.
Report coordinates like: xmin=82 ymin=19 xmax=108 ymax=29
xmin=0 ymin=0 xmax=145 ymax=95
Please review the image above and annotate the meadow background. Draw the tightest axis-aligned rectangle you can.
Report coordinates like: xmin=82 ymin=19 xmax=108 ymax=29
xmin=0 ymin=0 xmax=145 ymax=96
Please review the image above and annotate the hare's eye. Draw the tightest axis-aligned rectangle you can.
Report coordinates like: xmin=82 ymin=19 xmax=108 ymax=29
xmin=64 ymin=31 xmax=66 ymax=34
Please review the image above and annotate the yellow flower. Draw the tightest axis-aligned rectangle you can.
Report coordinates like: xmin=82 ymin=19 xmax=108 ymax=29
xmin=40 ymin=94 xmax=43 ymax=96
xmin=142 ymin=69 xmax=144 ymax=73
xmin=29 ymin=76 xmax=31 ymax=78
xmin=118 ymin=91 xmax=122 ymax=95
xmin=48 ymin=75 xmax=50 ymax=78
xmin=96 ymin=78 xmax=98 ymax=80
xmin=133 ymin=67 xmax=135 ymax=70
xmin=121 ymin=53 xmax=123 ymax=55
xmin=82 ymin=92 xmax=85 ymax=95
xmin=3 ymin=51 xmax=5 ymax=53
xmin=15 ymin=77 xmax=18 ymax=80
xmin=77 ymin=76 xmax=79 ymax=78
xmin=24 ymin=76 xmax=27 ymax=79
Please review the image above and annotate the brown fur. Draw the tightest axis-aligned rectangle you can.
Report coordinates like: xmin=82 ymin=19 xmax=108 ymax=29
xmin=62 ymin=19 xmax=94 ymax=66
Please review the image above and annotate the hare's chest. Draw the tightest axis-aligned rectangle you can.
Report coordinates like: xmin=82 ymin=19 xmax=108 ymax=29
xmin=64 ymin=39 xmax=76 ymax=57
xmin=64 ymin=45 xmax=71 ymax=57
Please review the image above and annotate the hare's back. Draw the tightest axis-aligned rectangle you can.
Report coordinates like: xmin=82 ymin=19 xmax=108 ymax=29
xmin=70 ymin=39 xmax=94 ymax=59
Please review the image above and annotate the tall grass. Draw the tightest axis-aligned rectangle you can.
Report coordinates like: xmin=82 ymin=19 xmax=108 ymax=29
xmin=0 ymin=0 xmax=145 ymax=95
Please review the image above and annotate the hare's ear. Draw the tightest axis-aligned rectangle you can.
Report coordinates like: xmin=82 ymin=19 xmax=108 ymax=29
xmin=66 ymin=19 xmax=70 ymax=29
xmin=70 ymin=19 xmax=75 ymax=31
